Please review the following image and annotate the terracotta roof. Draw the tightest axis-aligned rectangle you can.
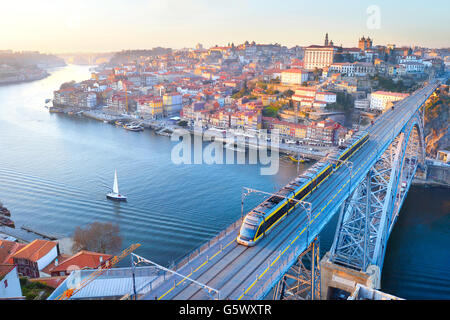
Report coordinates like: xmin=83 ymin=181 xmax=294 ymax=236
xmin=40 ymin=254 xmax=71 ymax=275
xmin=0 ymin=240 xmax=26 ymax=264
xmin=50 ymin=251 xmax=112 ymax=273
xmin=0 ymin=264 xmax=15 ymax=279
xmin=281 ymin=68 xmax=306 ymax=74
xmin=29 ymin=276 xmax=68 ymax=289
xmin=11 ymin=239 xmax=58 ymax=262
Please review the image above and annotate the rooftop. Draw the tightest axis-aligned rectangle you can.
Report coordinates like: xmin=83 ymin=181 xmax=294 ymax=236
xmin=0 ymin=240 xmax=26 ymax=264
xmin=47 ymin=266 xmax=158 ymax=300
xmin=12 ymin=239 xmax=58 ymax=262
xmin=50 ymin=250 xmax=112 ymax=273
xmin=0 ymin=264 xmax=15 ymax=280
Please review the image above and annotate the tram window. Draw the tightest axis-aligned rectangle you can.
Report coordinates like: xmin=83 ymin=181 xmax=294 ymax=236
xmin=240 ymin=223 xmax=258 ymax=240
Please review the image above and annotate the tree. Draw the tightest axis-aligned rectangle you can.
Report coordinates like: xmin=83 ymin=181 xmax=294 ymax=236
xmin=262 ymin=106 xmax=278 ymax=118
xmin=72 ymin=222 xmax=122 ymax=254
xmin=313 ymin=68 xmax=322 ymax=81
xmin=60 ymin=80 xmax=76 ymax=90
xmin=282 ymin=89 xmax=294 ymax=98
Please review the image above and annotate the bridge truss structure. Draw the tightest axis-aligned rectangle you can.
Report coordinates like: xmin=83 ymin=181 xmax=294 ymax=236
xmin=330 ymin=103 xmax=426 ymax=273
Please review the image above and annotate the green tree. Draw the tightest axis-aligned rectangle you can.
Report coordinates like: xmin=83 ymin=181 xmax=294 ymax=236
xmin=262 ymin=106 xmax=278 ymax=118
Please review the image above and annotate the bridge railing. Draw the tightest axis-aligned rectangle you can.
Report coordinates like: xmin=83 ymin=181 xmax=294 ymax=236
xmin=243 ymin=236 xmax=309 ymax=300
xmin=128 ymin=217 xmax=243 ymax=299
xmin=172 ymin=217 xmax=243 ymax=272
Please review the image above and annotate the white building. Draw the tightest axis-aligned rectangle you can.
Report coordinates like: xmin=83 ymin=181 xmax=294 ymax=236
xmin=0 ymin=265 xmax=22 ymax=299
xmin=370 ymin=91 xmax=409 ymax=111
xmin=292 ymin=87 xmax=336 ymax=109
xmin=399 ymin=61 xmax=425 ymax=74
xmin=354 ymin=98 xmax=370 ymax=110
xmin=316 ymin=91 xmax=337 ymax=104
xmin=329 ymin=62 xmax=375 ymax=77
xmin=86 ymin=92 xmax=97 ymax=108
xmin=304 ymin=45 xmax=338 ymax=70
xmin=281 ymin=68 xmax=308 ymax=85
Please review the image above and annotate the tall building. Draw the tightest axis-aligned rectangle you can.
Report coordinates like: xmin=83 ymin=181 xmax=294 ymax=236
xmin=324 ymin=33 xmax=329 ymax=46
xmin=304 ymin=45 xmax=338 ymax=70
xmin=358 ymin=36 xmax=373 ymax=51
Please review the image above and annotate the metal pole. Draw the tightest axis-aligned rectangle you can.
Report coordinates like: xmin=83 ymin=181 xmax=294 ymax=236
xmin=131 ymin=254 xmax=137 ymax=300
xmin=241 ymin=188 xmax=245 ymax=220
xmin=311 ymin=239 xmax=315 ymax=300
xmin=306 ymin=207 xmax=311 ymax=246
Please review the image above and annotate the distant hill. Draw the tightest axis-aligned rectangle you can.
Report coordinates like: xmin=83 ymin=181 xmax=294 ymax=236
xmin=57 ymin=52 xmax=115 ymax=66
xmin=0 ymin=51 xmax=66 ymax=68
xmin=109 ymin=48 xmax=172 ymax=64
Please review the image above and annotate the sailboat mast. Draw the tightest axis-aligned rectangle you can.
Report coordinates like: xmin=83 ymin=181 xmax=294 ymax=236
xmin=113 ymin=169 xmax=119 ymax=194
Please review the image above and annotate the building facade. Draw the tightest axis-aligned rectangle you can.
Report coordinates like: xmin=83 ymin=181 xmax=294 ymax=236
xmin=11 ymin=240 xmax=59 ymax=278
xmin=0 ymin=265 xmax=22 ymax=299
xmin=281 ymin=68 xmax=308 ymax=85
xmin=304 ymin=46 xmax=338 ymax=70
xmin=369 ymin=91 xmax=409 ymax=111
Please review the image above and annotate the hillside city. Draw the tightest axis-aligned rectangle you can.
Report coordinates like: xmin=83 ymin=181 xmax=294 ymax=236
xmin=51 ymin=35 xmax=449 ymax=154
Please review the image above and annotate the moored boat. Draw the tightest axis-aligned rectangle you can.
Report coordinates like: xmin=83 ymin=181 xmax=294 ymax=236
xmin=0 ymin=216 xmax=15 ymax=228
xmin=0 ymin=207 xmax=11 ymax=216
xmin=123 ymin=122 xmax=144 ymax=131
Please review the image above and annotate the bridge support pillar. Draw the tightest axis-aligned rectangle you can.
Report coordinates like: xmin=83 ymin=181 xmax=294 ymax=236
xmin=273 ymin=236 xmax=321 ymax=300
xmin=320 ymin=252 xmax=380 ymax=300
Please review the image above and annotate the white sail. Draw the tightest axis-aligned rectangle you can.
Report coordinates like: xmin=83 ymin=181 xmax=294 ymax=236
xmin=113 ymin=170 xmax=119 ymax=194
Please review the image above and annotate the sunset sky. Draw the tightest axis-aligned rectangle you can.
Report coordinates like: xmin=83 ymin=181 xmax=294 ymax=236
xmin=0 ymin=0 xmax=449 ymax=53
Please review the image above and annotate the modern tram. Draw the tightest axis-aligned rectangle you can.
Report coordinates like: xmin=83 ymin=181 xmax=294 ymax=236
xmin=237 ymin=131 xmax=369 ymax=246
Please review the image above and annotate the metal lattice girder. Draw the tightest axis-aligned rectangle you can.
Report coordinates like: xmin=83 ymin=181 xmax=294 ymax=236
xmin=330 ymin=133 xmax=404 ymax=271
xmin=273 ymin=236 xmax=320 ymax=300
xmin=388 ymin=122 xmax=423 ymax=235
xmin=330 ymin=108 xmax=426 ymax=272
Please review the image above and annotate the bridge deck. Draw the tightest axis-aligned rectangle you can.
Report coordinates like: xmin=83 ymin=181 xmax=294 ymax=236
xmin=141 ymin=83 xmax=439 ymax=300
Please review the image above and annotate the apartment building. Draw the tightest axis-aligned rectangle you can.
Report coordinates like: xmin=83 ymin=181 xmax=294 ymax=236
xmin=280 ymin=68 xmax=309 ymax=85
xmin=369 ymin=91 xmax=409 ymax=111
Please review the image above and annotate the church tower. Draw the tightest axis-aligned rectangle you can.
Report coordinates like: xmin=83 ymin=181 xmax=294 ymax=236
xmin=324 ymin=33 xmax=329 ymax=46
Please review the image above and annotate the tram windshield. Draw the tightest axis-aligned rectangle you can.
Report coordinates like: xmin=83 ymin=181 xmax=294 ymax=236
xmin=239 ymin=223 xmax=258 ymax=240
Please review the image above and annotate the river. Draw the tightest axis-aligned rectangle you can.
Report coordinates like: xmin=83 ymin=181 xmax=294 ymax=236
xmin=0 ymin=65 xmax=448 ymax=299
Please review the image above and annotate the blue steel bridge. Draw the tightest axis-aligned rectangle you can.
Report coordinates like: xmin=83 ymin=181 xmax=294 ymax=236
xmin=126 ymin=81 xmax=440 ymax=300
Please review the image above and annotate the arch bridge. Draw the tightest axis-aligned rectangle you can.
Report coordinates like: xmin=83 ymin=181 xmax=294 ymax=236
xmin=122 ymin=81 xmax=439 ymax=300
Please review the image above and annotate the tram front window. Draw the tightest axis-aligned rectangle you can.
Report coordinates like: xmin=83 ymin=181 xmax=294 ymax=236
xmin=239 ymin=223 xmax=258 ymax=240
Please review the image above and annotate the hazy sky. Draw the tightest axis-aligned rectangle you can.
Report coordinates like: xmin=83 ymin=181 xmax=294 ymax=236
xmin=0 ymin=0 xmax=449 ymax=53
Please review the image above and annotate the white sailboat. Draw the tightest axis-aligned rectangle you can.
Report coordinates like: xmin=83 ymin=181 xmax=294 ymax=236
xmin=106 ymin=169 xmax=127 ymax=201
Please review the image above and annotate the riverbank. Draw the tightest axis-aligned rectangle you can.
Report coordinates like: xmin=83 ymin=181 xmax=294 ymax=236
xmin=49 ymin=107 xmax=330 ymax=160
xmin=0 ymin=72 xmax=49 ymax=86
xmin=412 ymin=177 xmax=450 ymax=188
